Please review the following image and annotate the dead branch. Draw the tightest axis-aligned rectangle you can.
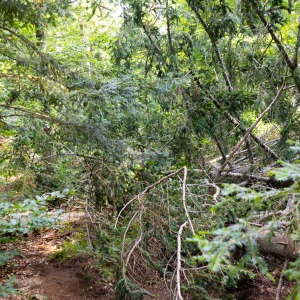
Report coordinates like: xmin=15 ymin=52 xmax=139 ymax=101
xmin=276 ymin=258 xmax=289 ymax=300
xmin=125 ymin=236 xmax=143 ymax=268
xmin=213 ymin=136 xmax=232 ymax=167
xmin=248 ymin=222 xmax=263 ymax=228
xmin=198 ymin=83 xmax=279 ymax=160
xmin=245 ymin=138 xmax=254 ymax=164
xmin=182 ymin=167 xmax=195 ymax=234
xmin=218 ymin=171 xmax=270 ymax=182
xmin=188 ymin=58 xmax=278 ymax=162
xmin=176 ymin=221 xmax=188 ymax=300
xmin=204 ymin=179 xmax=220 ymax=202
xmin=215 ymin=85 xmax=284 ymax=181
xmin=257 ymin=208 xmax=295 ymax=224
xmin=121 ymin=209 xmax=141 ymax=276
xmin=233 ymin=156 xmax=249 ymax=165
xmin=115 ymin=167 xmax=186 ymax=228
xmin=85 ymin=179 xmax=94 ymax=250
xmin=164 ymin=253 xmax=176 ymax=291
xmin=258 ymin=193 xmax=297 ymax=224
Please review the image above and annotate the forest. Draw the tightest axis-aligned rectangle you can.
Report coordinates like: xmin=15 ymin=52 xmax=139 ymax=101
xmin=0 ymin=0 xmax=299 ymax=299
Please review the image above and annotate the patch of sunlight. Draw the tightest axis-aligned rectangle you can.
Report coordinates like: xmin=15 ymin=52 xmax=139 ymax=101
xmin=254 ymin=122 xmax=281 ymax=142
xmin=241 ymin=111 xmax=257 ymax=124
xmin=242 ymin=111 xmax=281 ymax=142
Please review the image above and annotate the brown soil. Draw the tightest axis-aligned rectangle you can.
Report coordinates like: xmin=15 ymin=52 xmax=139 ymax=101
xmin=0 ymin=212 xmax=114 ymax=300
xmin=232 ymin=275 xmax=292 ymax=300
xmin=230 ymin=256 xmax=294 ymax=300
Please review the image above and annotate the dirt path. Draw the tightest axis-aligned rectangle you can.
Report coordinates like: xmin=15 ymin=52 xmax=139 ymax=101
xmin=0 ymin=212 xmax=113 ymax=300
xmin=21 ymin=258 xmax=105 ymax=300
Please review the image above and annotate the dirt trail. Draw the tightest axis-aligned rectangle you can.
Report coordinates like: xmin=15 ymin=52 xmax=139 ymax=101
xmin=25 ymin=259 xmax=103 ymax=300
xmin=0 ymin=212 xmax=113 ymax=300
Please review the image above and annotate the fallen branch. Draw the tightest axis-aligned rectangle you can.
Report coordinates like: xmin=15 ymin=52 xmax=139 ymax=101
xmin=164 ymin=253 xmax=176 ymax=291
xmin=258 ymin=194 xmax=297 ymax=224
xmin=257 ymin=208 xmax=295 ymax=224
xmin=218 ymin=171 xmax=270 ymax=182
xmin=121 ymin=209 xmax=142 ymax=277
xmin=182 ymin=167 xmax=195 ymax=234
xmin=85 ymin=178 xmax=94 ymax=250
xmin=209 ymin=94 xmax=279 ymax=160
xmin=115 ymin=167 xmax=186 ymax=228
xmin=276 ymin=258 xmax=289 ymax=300
xmin=233 ymin=156 xmax=250 ymax=165
xmin=176 ymin=221 xmax=188 ymax=300
xmin=204 ymin=179 xmax=220 ymax=202
xmin=125 ymin=236 xmax=143 ymax=268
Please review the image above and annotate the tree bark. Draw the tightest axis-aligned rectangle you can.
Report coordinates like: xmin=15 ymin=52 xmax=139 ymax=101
xmin=256 ymin=232 xmax=298 ymax=260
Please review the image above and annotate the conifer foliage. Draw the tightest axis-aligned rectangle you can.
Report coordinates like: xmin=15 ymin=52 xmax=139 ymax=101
xmin=0 ymin=0 xmax=299 ymax=299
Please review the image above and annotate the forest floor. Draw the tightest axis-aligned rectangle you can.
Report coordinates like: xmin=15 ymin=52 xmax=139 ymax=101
xmin=230 ymin=256 xmax=294 ymax=300
xmin=0 ymin=210 xmax=114 ymax=300
xmin=0 ymin=208 xmax=294 ymax=300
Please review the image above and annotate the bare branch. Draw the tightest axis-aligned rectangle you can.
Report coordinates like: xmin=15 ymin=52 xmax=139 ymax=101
xmin=125 ymin=236 xmax=142 ymax=267
xmin=115 ymin=167 xmax=186 ymax=228
xmin=276 ymin=258 xmax=289 ymax=300
xmin=204 ymin=179 xmax=220 ymax=202
xmin=176 ymin=221 xmax=188 ymax=300
xmin=191 ymin=76 xmax=279 ymax=160
xmin=182 ymin=167 xmax=194 ymax=234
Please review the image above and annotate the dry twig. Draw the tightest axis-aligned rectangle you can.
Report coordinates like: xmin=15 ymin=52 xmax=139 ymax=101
xmin=125 ymin=236 xmax=143 ymax=268
xmin=204 ymin=179 xmax=220 ymax=203
xmin=176 ymin=221 xmax=188 ymax=300
xmin=115 ymin=167 xmax=186 ymax=228
xmin=276 ymin=258 xmax=289 ymax=300
xmin=182 ymin=167 xmax=195 ymax=234
xmin=84 ymin=178 xmax=94 ymax=250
